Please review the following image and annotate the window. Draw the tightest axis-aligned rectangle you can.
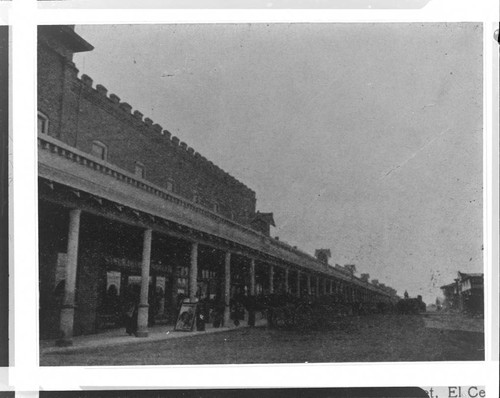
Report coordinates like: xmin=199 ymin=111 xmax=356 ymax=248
xmin=192 ymin=191 xmax=199 ymax=204
xmin=166 ymin=179 xmax=175 ymax=193
xmin=37 ymin=111 xmax=49 ymax=134
xmin=91 ymin=141 xmax=107 ymax=161
xmin=134 ymin=162 xmax=145 ymax=178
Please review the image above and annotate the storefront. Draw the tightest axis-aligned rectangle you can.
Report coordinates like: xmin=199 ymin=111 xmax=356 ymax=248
xmin=39 ymin=201 xmax=198 ymax=338
xmin=95 ymin=255 xmax=174 ymax=330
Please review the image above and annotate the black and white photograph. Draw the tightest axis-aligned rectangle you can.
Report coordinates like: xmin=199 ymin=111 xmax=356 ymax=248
xmin=36 ymin=23 xmax=486 ymax=367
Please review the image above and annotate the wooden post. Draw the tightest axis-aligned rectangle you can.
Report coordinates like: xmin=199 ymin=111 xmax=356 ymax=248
xmin=297 ymin=271 xmax=301 ymax=297
xmin=249 ymin=258 xmax=256 ymax=326
xmin=224 ymin=251 xmax=231 ymax=326
xmin=136 ymin=228 xmax=152 ymax=337
xmin=269 ymin=265 xmax=274 ymax=294
xmin=57 ymin=209 xmax=81 ymax=346
xmin=249 ymin=258 xmax=256 ymax=296
xmin=189 ymin=242 xmax=198 ymax=301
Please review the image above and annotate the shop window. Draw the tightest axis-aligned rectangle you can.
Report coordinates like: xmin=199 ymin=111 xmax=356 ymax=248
xmin=91 ymin=140 xmax=108 ymax=161
xmin=256 ymin=283 xmax=263 ymax=295
xmin=134 ymin=162 xmax=145 ymax=178
xmin=37 ymin=111 xmax=49 ymax=134
xmin=177 ymin=266 xmax=188 ymax=296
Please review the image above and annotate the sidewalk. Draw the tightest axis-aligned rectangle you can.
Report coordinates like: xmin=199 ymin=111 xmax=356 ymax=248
xmin=41 ymin=317 xmax=268 ymax=355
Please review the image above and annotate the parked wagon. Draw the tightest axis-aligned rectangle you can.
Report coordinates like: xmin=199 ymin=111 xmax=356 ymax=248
xmin=250 ymin=294 xmax=355 ymax=330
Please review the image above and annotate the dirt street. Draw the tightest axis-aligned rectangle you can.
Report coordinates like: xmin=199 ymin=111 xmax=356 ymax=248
xmin=41 ymin=313 xmax=484 ymax=366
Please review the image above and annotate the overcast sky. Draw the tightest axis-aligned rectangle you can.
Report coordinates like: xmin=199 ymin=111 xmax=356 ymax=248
xmin=74 ymin=23 xmax=483 ymax=302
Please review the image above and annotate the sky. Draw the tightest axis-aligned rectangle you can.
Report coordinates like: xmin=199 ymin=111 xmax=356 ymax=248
xmin=74 ymin=23 xmax=483 ymax=303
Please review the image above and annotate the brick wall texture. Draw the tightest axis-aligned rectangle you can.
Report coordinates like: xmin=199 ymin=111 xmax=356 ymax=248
xmin=38 ymin=26 xmax=257 ymax=227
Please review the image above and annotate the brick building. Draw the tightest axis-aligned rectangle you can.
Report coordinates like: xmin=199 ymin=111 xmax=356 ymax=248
xmin=38 ymin=25 xmax=398 ymax=345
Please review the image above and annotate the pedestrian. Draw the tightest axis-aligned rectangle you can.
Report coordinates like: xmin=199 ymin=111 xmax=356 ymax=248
xmin=148 ymin=287 xmax=157 ymax=327
xmin=124 ymin=297 xmax=138 ymax=336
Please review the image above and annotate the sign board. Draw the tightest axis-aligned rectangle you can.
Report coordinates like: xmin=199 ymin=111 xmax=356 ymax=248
xmin=156 ymin=276 xmax=166 ymax=292
xmin=107 ymin=271 xmax=121 ymax=295
xmin=127 ymin=275 xmax=152 ymax=286
xmin=174 ymin=302 xmax=197 ymax=332
xmin=128 ymin=275 xmax=141 ymax=286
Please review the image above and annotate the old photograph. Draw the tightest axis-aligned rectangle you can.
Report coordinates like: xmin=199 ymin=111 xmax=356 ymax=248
xmin=37 ymin=23 xmax=484 ymax=366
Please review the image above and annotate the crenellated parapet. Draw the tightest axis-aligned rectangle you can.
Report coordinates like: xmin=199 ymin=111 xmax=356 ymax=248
xmin=74 ymin=73 xmax=256 ymax=198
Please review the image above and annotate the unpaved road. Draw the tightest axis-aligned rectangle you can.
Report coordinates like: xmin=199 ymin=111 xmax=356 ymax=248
xmin=41 ymin=313 xmax=484 ymax=366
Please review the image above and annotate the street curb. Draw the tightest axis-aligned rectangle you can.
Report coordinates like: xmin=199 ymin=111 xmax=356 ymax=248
xmin=41 ymin=323 xmax=267 ymax=356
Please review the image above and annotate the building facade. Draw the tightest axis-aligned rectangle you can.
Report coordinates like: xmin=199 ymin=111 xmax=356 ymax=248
xmin=440 ymin=272 xmax=484 ymax=315
xmin=38 ymin=25 xmax=398 ymax=345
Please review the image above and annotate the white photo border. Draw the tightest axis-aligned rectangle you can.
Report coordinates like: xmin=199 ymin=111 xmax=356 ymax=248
xmin=5 ymin=0 xmax=500 ymax=396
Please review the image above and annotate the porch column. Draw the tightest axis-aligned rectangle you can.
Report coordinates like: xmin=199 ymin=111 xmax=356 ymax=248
xmin=249 ymin=258 xmax=256 ymax=326
xmin=297 ymin=271 xmax=301 ymax=297
xmin=137 ymin=228 xmax=152 ymax=337
xmin=269 ymin=265 xmax=274 ymax=294
xmin=171 ymin=264 xmax=179 ymax=317
xmin=57 ymin=209 xmax=81 ymax=346
xmin=224 ymin=251 xmax=231 ymax=326
xmin=284 ymin=268 xmax=289 ymax=294
xmin=307 ymin=274 xmax=311 ymax=295
xmin=189 ymin=242 xmax=198 ymax=301
xmin=249 ymin=258 xmax=256 ymax=296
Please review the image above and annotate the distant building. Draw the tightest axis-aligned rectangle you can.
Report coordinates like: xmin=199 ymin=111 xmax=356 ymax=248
xmin=251 ymin=212 xmax=275 ymax=236
xmin=456 ymin=272 xmax=484 ymax=314
xmin=440 ymin=272 xmax=484 ymax=315
xmin=397 ymin=292 xmax=425 ymax=314
xmin=314 ymin=249 xmax=331 ymax=265
xmin=440 ymin=282 xmax=459 ymax=311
